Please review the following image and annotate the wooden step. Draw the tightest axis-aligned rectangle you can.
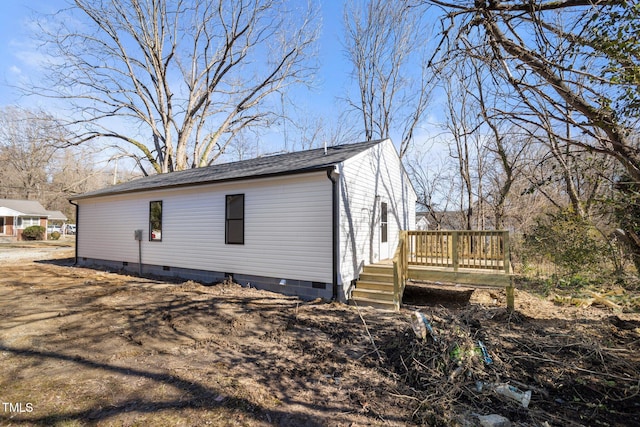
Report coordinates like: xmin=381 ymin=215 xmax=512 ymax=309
xmin=350 ymin=296 xmax=396 ymax=310
xmin=351 ymin=288 xmax=394 ymax=302
xmin=358 ymin=272 xmax=394 ymax=283
xmin=361 ymin=265 xmax=393 ymax=275
xmin=354 ymin=280 xmax=394 ymax=291
xmin=353 ymin=263 xmax=398 ymax=310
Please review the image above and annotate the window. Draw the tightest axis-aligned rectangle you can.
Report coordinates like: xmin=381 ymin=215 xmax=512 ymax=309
xmin=149 ymin=201 xmax=162 ymax=241
xmin=381 ymin=202 xmax=388 ymax=243
xmin=17 ymin=217 xmax=40 ymax=229
xmin=226 ymin=194 xmax=244 ymax=244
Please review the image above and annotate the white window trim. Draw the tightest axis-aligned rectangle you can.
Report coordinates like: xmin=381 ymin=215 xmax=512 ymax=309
xmin=17 ymin=217 xmax=41 ymax=229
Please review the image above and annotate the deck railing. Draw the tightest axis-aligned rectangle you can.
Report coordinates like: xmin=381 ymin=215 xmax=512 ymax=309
xmin=392 ymin=230 xmax=409 ymax=311
xmin=407 ymin=230 xmax=510 ymax=273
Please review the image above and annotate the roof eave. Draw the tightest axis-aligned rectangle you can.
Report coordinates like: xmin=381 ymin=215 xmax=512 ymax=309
xmin=70 ymin=164 xmax=337 ymax=201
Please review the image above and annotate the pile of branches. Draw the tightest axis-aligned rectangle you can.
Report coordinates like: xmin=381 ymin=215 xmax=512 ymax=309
xmin=374 ymin=306 xmax=640 ymax=426
xmin=377 ymin=307 xmax=525 ymax=424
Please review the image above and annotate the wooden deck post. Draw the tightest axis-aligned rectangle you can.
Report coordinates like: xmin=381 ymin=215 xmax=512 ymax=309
xmin=506 ymin=276 xmax=515 ymax=311
xmin=389 ymin=231 xmax=409 ymax=311
xmin=502 ymin=231 xmax=511 ymax=274
xmin=451 ymin=231 xmax=459 ymax=272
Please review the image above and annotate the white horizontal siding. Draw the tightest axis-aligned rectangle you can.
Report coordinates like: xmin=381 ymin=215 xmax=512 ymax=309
xmin=78 ymin=172 xmax=333 ymax=283
xmin=338 ymin=139 xmax=417 ymax=293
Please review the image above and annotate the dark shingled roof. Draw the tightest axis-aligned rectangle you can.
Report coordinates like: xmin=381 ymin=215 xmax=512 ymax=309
xmin=72 ymin=139 xmax=384 ymax=200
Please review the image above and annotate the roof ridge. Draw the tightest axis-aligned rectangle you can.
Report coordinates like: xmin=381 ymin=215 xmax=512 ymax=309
xmin=198 ymin=138 xmax=386 ymax=169
xmin=72 ymin=139 xmax=385 ymax=200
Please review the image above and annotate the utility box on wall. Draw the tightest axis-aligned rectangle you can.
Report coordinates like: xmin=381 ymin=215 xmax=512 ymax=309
xmin=134 ymin=229 xmax=143 ymax=241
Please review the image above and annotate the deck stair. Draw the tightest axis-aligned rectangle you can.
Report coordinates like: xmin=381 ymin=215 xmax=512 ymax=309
xmin=351 ymin=264 xmax=397 ymax=310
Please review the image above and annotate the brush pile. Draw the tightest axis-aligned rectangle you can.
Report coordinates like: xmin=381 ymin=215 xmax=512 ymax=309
xmin=372 ymin=305 xmax=640 ymax=426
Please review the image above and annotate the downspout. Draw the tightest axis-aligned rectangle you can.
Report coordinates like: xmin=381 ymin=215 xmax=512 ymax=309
xmin=327 ymin=167 xmax=340 ymax=301
xmin=68 ymin=200 xmax=79 ymax=266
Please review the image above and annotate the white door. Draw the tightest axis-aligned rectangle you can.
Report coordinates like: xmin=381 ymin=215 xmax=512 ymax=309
xmin=379 ymin=201 xmax=389 ymax=259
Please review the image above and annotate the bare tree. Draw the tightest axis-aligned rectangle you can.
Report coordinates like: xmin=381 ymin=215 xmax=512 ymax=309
xmin=466 ymin=59 xmax=529 ymax=230
xmin=0 ymin=106 xmax=67 ymax=200
xmin=343 ymin=0 xmax=433 ymax=157
xmin=443 ymin=63 xmax=485 ymax=231
xmin=46 ymin=147 xmax=117 ymax=219
xmin=224 ymin=129 xmax=260 ymax=161
xmin=423 ymin=0 xmax=640 ymax=181
xmin=482 ymin=126 xmax=529 ymax=230
xmin=0 ymin=107 xmax=112 ymax=221
xmin=290 ymin=111 xmax=359 ymax=152
xmin=33 ymin=0 xmax=319 ymax=175
xmin=406 ymin=146 xmax=456 ymax=229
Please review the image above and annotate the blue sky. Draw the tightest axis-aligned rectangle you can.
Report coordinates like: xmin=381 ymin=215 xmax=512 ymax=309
xmin=0 ymin=0 xmax=444 ymax=166
xmin=0 ymin=1 xmax=62 ymax=105
xmin=0 ymin=1 xmax=349 ymax=121
xmin=0 ymin=0 xmax=355 ymax=168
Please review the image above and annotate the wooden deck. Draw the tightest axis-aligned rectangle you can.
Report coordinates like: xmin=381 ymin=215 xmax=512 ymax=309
xmin=366 ymin=261 xmax=511 ymax=287
xmin=352 ymin=230 xmax=514 ymax=311
xmin=407 ymin=265 xmax=511 ymax=288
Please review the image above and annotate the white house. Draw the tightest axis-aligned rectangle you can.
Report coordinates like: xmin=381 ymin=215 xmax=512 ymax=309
xmin=415 ymin=212 xmax=430 ymax=231
xmin=70 ymin=139 xmax=416 ymax=301
xmin=0 ymin=199 xmax=68 ymax=240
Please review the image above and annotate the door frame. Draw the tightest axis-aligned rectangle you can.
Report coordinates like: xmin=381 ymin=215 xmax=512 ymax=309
xmin=379 ymin=199 xmax=389 ymax=260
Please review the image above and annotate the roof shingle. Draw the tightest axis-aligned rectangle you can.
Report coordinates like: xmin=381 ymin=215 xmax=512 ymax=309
xmin=72 ymin=139 xmax=384 ymax=200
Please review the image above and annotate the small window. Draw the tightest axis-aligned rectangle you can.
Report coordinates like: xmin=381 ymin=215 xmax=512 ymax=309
xmin=226 ymin=194 xmax=244 ymax=244
xmin=149 ymin=201 xmax=162 ymax=241
xmin=381 ymin=202 xmax=388 ymax=243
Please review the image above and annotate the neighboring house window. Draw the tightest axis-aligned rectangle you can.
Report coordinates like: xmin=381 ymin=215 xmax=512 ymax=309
xmin=149 ymin=201 xmax=162 ymax=241
xmin=17 ymin=217 xmax=40 ymax=229
xmin=381 ymin=202 xmax=388 ymax=243
xmin=226 ymin=194 xmax=244 ymax=244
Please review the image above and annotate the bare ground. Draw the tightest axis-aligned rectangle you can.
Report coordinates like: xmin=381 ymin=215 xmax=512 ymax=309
xmin=0 ymin=246 xmax=639 ymax=426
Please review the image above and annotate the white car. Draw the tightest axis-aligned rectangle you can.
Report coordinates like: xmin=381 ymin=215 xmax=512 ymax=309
xmin=47 ymin=225 xmax=62 ymax=234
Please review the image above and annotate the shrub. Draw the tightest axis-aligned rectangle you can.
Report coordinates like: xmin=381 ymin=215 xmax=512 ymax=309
xmin=613 ymin=174 xmax=640 ymax=273
xmin=22 ymin=225 xmax=45 ymax=240
xmin=522 ymin=210 xmax=604 ymax=277
xmin=49 ymin=231 xmax=61 ymax=240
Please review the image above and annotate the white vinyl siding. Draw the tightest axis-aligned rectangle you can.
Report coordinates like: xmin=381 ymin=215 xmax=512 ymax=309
xmin=77 ymin=172 xmax=333 ymax=283
xmin=337 ymin=139 xmax=416 ymax=291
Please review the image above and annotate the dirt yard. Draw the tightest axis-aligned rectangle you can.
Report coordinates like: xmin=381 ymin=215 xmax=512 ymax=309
xmin=1 ymin=245 xmax=639 ymax=426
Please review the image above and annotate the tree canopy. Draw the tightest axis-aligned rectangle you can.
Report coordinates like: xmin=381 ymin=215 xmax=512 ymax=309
xmin=424 ymin=0 xmax=640 ymax=180
xmin=33 ymin=0 xmax=319 ymax=174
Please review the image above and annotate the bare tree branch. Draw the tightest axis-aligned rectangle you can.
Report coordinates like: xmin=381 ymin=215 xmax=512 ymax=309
xmin=30 ymin=0 xmax=319 ymax=174
xmin=423 ymin=0 xmax=640 ymax=180
xmin=343 ymin=0 xmax=434 ymax=157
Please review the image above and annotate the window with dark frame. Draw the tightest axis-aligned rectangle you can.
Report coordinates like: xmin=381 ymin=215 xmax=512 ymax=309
xmin=149 ymin=201 xmax=162 ymax=241
xmin=381 ymin=201 xmax=388 ymax=243
xmin=226 ymin=194 xmax=244 ymax=244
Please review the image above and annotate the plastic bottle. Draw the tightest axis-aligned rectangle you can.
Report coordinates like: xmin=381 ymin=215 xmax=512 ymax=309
xmin=493 ymin=383 xmax=532 ymax=408
xmin=410 ymin=311 xmax=427 ymax=339
xmin=410 ymin=311 xmax=438 ymax=342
